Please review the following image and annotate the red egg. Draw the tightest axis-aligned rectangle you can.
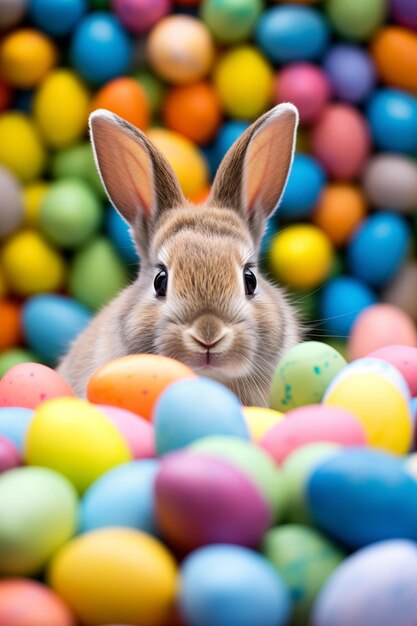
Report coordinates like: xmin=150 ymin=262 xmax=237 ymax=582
xmin=0 ymin=363 xmax=75 ymax=408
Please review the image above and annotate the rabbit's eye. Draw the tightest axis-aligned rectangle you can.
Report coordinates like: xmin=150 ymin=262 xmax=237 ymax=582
xmin=244 ymin=267 xmax=257 ymax=296
xmin=154 ymin=268 xmax=168 ymax=297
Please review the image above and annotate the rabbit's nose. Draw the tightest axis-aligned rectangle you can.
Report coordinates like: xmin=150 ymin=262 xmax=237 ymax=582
xmin=190 ymin=334 xmax=226 ymax=350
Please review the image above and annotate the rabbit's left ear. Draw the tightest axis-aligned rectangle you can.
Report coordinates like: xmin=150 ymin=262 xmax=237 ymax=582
xmin=208 ymin=103 xmax=298 ymax=242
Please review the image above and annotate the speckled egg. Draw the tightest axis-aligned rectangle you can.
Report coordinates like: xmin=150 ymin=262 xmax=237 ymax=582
xmin=0 ymin=363 xmax=75 ymax=408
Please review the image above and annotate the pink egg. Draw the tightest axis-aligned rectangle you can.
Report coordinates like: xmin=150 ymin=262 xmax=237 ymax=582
xmin=0 ymin=434 xmax=21 ymax=472
xmin=112 ymin=0 xmax=172 ymax=33
xmin=311 ymin=104 xmax=371 ymax=180
xmin=275 ymin=63 xmax=331 ymax=124
xmin=98 ymin=405 xmax=155 ymax=459
xmin=349 ymin=304 xmax=417 ymax=361
xmin=259 ymin=404 xmax=367 ymax=465
xmin=367 ymin=345 xmax=417 ymax=396
xmin=0 ymin=363 xmax=75 ymax=409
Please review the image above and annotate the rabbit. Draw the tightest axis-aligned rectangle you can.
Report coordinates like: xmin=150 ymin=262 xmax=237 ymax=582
xmin=57 ymin=102 xmax=301 ymax=407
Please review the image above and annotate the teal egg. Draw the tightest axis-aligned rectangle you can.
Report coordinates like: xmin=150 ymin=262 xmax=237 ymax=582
xmin=201 ymin=0 xmax=263 ymax=44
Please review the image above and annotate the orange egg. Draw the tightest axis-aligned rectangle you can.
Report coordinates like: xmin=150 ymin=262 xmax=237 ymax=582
xmin=312 ymin=184 xmax=367 ymax=247
xmin=90 ymin=77 xmax=150 ymax=130
xmin=163 ymin=81 xmax=222 ymax=144
xmin=87 ymin=354 xmax=196 ymax=421
xmin=190 ymin=185 xmax=211 ymax=204
xmin=0 ymin=300 xmax=22 ymax=350
xmin=372 ymin=27 xmax=417 ymax=94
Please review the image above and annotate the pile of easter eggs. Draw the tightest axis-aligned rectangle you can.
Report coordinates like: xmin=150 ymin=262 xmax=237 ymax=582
xmin=0 ymin=0 xmax=416 ymax=372
xmin=0 ymin=341 xmax=417 ymax=625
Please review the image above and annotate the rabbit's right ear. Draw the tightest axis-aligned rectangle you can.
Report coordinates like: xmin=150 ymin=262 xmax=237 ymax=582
xmin=89 ymin=109 xmax=184 ymax=255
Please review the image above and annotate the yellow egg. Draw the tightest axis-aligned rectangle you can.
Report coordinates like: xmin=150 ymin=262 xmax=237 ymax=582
xmin=0 ymin=230 xmax=65 ymax=296
xmin=25 ymin=398 xmax=131 ymax=493
xmin=324 ymin=373 xmax=412 ymax=455
xmin=214 ymin=46 xmax=274 ymax=119
xmin=0 ymin=267 xmax=8 ymax=298
xmin=0 ymin=28 xmax=56 ymax=88
xmin=23 ymin=181 xmax=49 ymax=226
xmin=0 ymin=113 xmax=46 ymax=183
xmin=147 ymin=128 xmax=208 ymax=199
xmin=269 ymin=225 xmax=333 ymax=290
xmin=49 ymin=528 xmax=177 ymax=626
xmin=34 ymin=69 xmax=90 ymax=148
xmin=243 ymin=406 xmax=285 ymax=442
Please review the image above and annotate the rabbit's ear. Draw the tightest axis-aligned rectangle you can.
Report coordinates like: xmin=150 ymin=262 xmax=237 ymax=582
xmin=89 ymin=109 xmax=184 ymax=252
xmin=208 ymin=103 xmax=298 ymax=242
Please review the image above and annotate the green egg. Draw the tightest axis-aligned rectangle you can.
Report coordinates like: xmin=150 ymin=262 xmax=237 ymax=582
xmin=40 ymin=178 xmax=102 ymax=249
xmin=201 ymin=0 xmax=264 ymax=45
xmin=190 ymin=436 xmax=288 ymax=522
xmin=282 ymin=442 xmax=340 ymax=524
xmin=0 ymin=467 xmax=78 ymax=576
xmin=133 ymin=71 xmax=166 ymax=116
xmin=262 ymin=524 xmax=346 ymax=626
xmin=50 ymin=142 xmax=107 ymax=199
xmin=0 ymin=348 xmax=41 ymax=378
xmin=326 ymin=0 xmax=387 ymax=41
xmin=69 ymin=237 xmax=129 ymax=311
xmin=269 ymin=341 xmax=347 ymax=412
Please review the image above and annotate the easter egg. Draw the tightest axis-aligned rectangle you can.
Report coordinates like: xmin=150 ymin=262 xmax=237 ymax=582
xmin=23 ymin=180 xmax=49 ymax=227
xmin=0 ymin=467 xmax=77 ymax=575
xmin=311 ymin=104 xmax=370 ymax=180
xmin=319 ymin=276 xmax=377 ymax=336
xmin=134 ymin=69 xmax=166 ymax=114
xmin=211 ymin=120 xmax=249 ymax=170
xmin=372 ymin=27 xmax=417 ymax=94
xmin=0 ymin=300 xmax=22 ymax=351
xmin=348 ymin=304 xmax=417 ymax=361
xmin=113 ymin=0 xmax=171 ymax=33
xmin=0 ymin=230 xmax=65 ymax=296
xmin=98 ymin=405 xmax=155 ymax=459
xmin=87 ymin=354 xmax=195 ymax=420
xmin=0 ymin=579 xmax=77 ymax=626
xmin=0 ymin=434 xmax=21 ymax=472
xmin=313 ymin=184 xmax=367 ymax=247
xmin=40 ymin=178 xmax=102 ymax=249
xmin=323 ymin=44 xmax=376 ymax=104
xmin=326 ymin=0 xmax=386 ymax=40
xmin=329 ymin=357 xmax=411 ymax=400
xmin=282 ymin=442 xmax=340 ymax=524
xmin=51 ymin=142 xmax=105 ymax=199
xmin=49 ymin=528 xmax=177 ymax=626
xmin=0 ymin=28 xmax=56 ymax=88
xmin=154 ymin=378 xmax=248 ymax=455
xmin=147 ymin=15 xmax=214 ymax=84
xmin=0 ymin=167 xmax=24 ymax=239
xmin=308 ymin=449 xmax=417 ymax=549
xmin=179 ymin=545 xmax=291 ymax=626
xmin=22 ymin=294 xmax=92 ymax=364
xmin=0 ymin=349 xmax=39 ymax=379
xmin=384 ymin=261 xmax=417 ymax=323
xmin=147 ymin=128 xmax=208 ymax=199
xmin=0 ymin=407 xmax=34 ymax=451
xmin=260 ymin=405 xmax=366 ymax=465
xmin=91 ymin=76 xmax=150 ymax=129
xmin=70 ymin=12 xmax=133 ymax=85
xmin=201 ymin=0 xmax=263 ymax=44
xmin=312 ymin=540 xmax=417 ymax=626
xmin=80 ymin=459 xmax=158 ymax=534
xmin=214 ymin=46 xmax=273 ymax=119
xmin=391 ymin=0 xmax=417 ymax=29
xmin=0 ymin=113 xmax=46 ymax=182
xmin=0 ymin=0 xmax=26 ymax=30
xmin=367 ymin=88 xmax=417 ymax=154
xmin=69 ymin=237 xmax=128 ymax=310
xmin=0 ymin=363 xmax=74 ymax=409
xmin=106 ymin=205 xmax=139 ymax=264
xmin=269 ymin=225 xmax=333 ymax=290
xmin=29 ymin=0 xmax=87 ymax=36
xmin=363 ymin=154 xmax=417 ymax=213
xmin=280 ymin=155 xmax=326 ymax=220
xmin=255 ymin=5 xmax=329 ymax=63
xmin=25 ymin=398 xmax=131 ymax=493
xmin=242 ymin=406 xmax=285 ymax=442
xmin=155 ymin=450 xmax=271 ymax=551
xmin=269 ymin=341 xmax=346 ymax=411
xmin=368 ymin=345 xmax=417 ymax=396
xmin=263 ymin=525 xmax=345 ymax=626
xmin=275 ymin=63 xmax=330 ymax=125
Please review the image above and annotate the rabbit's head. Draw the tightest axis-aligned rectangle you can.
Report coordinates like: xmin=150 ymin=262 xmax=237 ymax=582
xmin=89 ymin=104 xmax=300 ymax=404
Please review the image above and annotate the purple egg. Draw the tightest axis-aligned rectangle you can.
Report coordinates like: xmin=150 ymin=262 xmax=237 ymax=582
xmin=391 ymin=0 xmax=417 ymax=28
xmin=324 ymin=45 xmax=376 ymax=104
xmin=0 ymin=435 xmax=21 ymax=472
xmin=155 ymin=451 xmax=271 ymax=553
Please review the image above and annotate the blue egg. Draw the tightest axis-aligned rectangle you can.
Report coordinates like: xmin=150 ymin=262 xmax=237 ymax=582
xmin=70 ymin=12 xmax=133 ymax=85
xmin=179 ymin=544 xmax=291 ymax=626
xmin=106 ymin=205 xmax=139 ymax=266
xmin=324 ymin=44 xmax=376 ymax=104
xmin=347 ymin=212 xmax=410 ymax=288
xmin=367 ymin=88 xmax=417 ymax=154
xmin=319 ymin=276 xmax=377 ymax=337
xmin=0 ymin=408 xmax=34 ymax=452
xmin=154 ymin=377 xmax=249 ymax=456
xmin=280 ymin=154 xmax=326 ymax=220
xmin=80 ymin=460 xmax=159 ymax=535
xmin=29 ymin=0 xmax=86 ymax=36
xmin=212 ymin=121 xmax=249 ymax=171
xmin=255 ymin=6 xmax=329 ymax=63
xmin=22 ymin=294 xmax=92 ymax=364
xmin=308 ymin=449 xmax=417 ymax=550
